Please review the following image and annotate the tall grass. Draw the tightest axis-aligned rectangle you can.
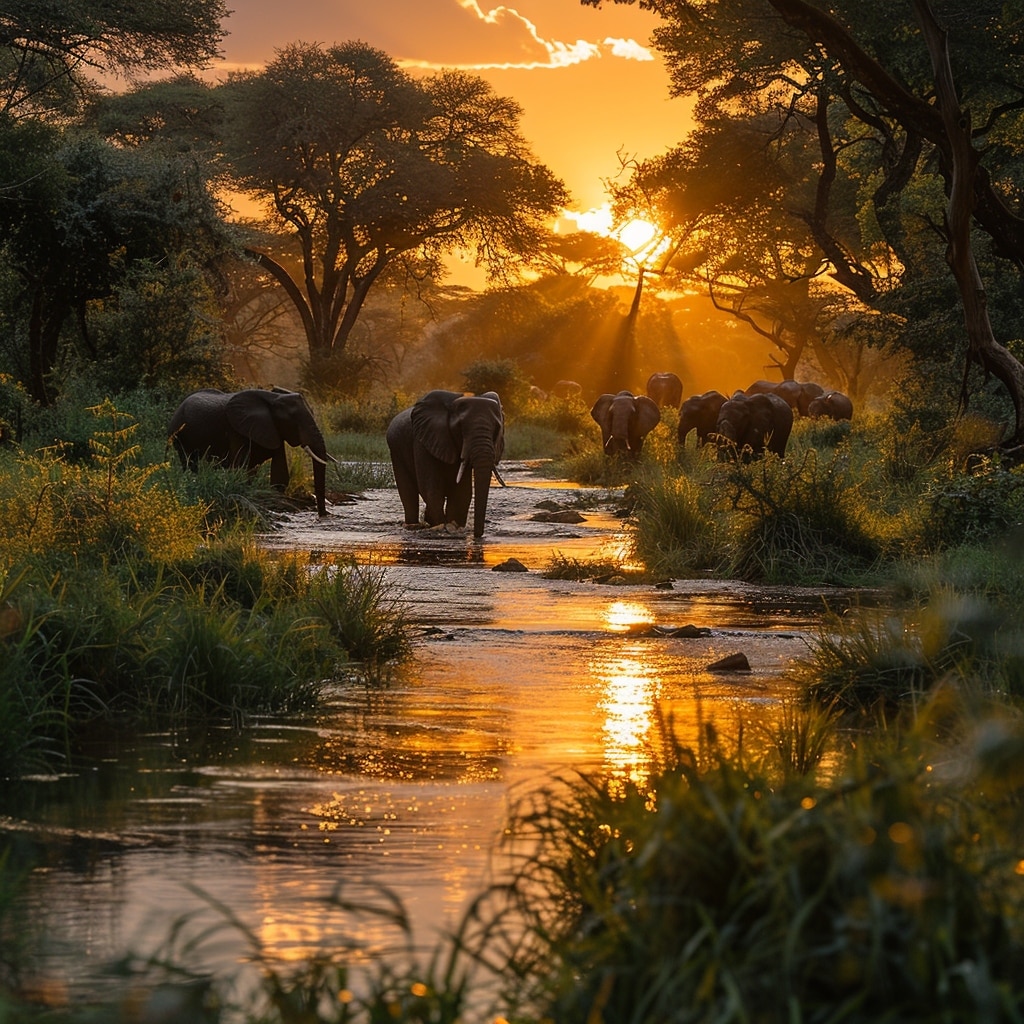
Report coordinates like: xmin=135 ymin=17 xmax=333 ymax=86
xmin=0 ymin=403 xmax=412 ymax=777
xmin=495 ymin=718 xmax=1024 ymax=1023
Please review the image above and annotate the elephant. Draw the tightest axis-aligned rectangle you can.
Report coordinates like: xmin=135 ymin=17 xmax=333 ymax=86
xmin=678 ymin=390 xmax=728 ymax=447
xmin=168 ymin=387 xmax=334 ymax=516
xmin=744 ymin=379 xmax=825 ymax=417
xmin=386 ymin=389 xmax=505 ymax=538
xmin=591 ymin=390 xmax=661 ymax=457
xmin=646 ymin=371 xmax=684 ymax=409
xmin=552 ymin=379 xmax=583 ymax=400
xmin=714 ymin=392 xmax=793 ymax=461
xmin=807 ymin=390 xmax=854 ymax=420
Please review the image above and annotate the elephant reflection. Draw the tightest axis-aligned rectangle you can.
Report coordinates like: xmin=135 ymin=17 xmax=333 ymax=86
xmin=168 ymin=387 xmax=334 ymax=516
xmin=591 ymin=390 xmax=661 ymax=457
xmin=386 ymin=389 xmax=505 ymax=538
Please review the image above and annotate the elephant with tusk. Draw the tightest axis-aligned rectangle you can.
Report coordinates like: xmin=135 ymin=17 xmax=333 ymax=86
xmin=168 ymin=387 xmax=337 ymax=516
xmin=386 ymin=389 xmax=505 ymax=538
xmin=591 ymin=390 xmax=661 ymax=457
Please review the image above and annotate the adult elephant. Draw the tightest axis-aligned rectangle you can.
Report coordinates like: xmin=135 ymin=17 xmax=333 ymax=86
xmin=776 ymin=380 xmax=825 ymax=416
xmin=552 ymin=379 xmax=583 ymax=400
xmin=168 ymin=387 xmax=333 ymax=516
xmin=714 ymin=392 xmax=793 ymax=461
xmin=646 ymin=371 xmax=683 ymax=409
xmin=745 ymin=379 xmax=825 ymax=417
xmin=591 ymin=390 xmax=661 ymax=457
xmin=678 ymin=390 xmax=728 ymax=447
xmin=386 ymin=389 xmax=505 ymax=538
xmin=807 ymin=390 xmax=854 ymax=420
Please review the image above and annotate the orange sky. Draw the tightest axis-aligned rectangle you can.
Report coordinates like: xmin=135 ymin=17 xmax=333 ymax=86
xmin=212 ymin=0 xmax=692 ymax=214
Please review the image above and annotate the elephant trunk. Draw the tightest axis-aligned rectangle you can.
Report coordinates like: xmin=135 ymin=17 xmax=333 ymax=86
xmin=460 ymin=431 xmax=497 ymax=538
xmin=472 ymin=463 xmax=491 ymax=538
xmin=303 ymin=424 xmax=329 ymax=517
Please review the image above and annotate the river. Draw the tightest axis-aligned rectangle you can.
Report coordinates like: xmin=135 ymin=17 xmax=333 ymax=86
xmin=2 ymin=461 xmax=850 ymax=1013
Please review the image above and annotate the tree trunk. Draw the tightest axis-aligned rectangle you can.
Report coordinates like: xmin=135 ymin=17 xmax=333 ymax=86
xmin=913 ymin=0 xmax=1024 ymax=444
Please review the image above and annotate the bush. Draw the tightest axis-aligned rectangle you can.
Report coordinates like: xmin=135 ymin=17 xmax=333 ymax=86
xmin=500 ymin=725 xmax=1024 ymax=1023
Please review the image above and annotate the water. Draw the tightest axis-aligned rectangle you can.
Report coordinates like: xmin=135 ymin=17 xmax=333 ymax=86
xmin=2 ymin=462 xmax=854 ymax=1009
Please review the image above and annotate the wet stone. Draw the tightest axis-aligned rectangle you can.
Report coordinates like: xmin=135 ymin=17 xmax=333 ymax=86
xmin=647 ymin=624 xmax=712 ymax=638
xmin=706 ymin=652 xmax=752 ymax=672
xmin=529 ymin=509 xmax=587 ymax=524
xmin=492 ymin=557 xmax=529 ymax=573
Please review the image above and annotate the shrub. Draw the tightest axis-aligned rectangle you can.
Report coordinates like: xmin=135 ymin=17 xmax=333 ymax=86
xmin=724 ymin=447 xmax=880 ymax=584
xmin=500 ymin=727 xmax=1024 ymax=1023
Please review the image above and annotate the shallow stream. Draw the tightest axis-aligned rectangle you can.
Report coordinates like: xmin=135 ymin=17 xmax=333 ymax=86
xmin=3 ymin=462 xmax=859 ymax=1008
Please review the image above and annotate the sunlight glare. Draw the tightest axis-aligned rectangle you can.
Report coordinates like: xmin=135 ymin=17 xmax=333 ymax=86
xmin=617 ymin=218 xmax=657 ymax=253
xmin=594 ymin=655 xmax=659 ymax=794
xmin=605 ymin=599 xmax=654 ymax=633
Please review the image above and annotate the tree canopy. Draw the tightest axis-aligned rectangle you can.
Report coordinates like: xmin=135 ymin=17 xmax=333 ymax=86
xmin=0 ymin=0 xmax=227 ymax=119
xmin=218 ymin=41 xmax=569 ymax=370
xmin=585 ymin=0 xmax=1024 ymax=442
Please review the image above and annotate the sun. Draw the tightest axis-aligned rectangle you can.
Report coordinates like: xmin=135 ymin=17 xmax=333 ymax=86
xmin=616 ymin=218 xmax=657 ymax=254
xmin=562 ymin=203 xmax=660 ymax=258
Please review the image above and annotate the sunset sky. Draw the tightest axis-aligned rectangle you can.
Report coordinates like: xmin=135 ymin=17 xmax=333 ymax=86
xmin=212 ymin=0 xmax=692 ymax=216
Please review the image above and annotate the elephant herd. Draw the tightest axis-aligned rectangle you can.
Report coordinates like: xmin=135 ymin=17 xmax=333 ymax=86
xmin=588 ymin=373 xmax=852 ymax=464
xmin=166 ymin=375 xmax=851 ymax=538
xmin=168 ymin=386 xmax=506 ymax=538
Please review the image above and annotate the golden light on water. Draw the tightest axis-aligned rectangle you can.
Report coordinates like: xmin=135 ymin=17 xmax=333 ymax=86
xmin=593 ymin=652 xmax=660 ymax=794
xmin=604 ymin=599 xmax=655 ymax=633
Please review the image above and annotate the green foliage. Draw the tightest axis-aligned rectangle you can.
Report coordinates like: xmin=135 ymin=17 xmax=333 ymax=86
xmin=500 ymin=722 xmax=1024 ymax=1023
xmin=459 ymin=357 xmax=531 ymax=411
xmin=798 ymin=591 xmax=1024 ymax=713
xmin=0 ymin=402 xmax=411 ymax=776
xmin=724 ymin=448 xmax=880 ymax=584
xmin=920 ymin=459 xmax=1024 ymax=550
xmin=630 ymin=459 xmax=728 ymax=576
xmin=303 ymin=562 xmax=410 ymax=666
xmin=84 ymin=258 xmax=233 ymax=395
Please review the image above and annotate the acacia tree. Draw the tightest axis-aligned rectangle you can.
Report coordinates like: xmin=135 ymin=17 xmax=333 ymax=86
xmin=0 ymin=0 xmax=227 ymax=119
xmin=219 ymin=41 xmax=569 ymax=370
xmin=586 ymin=0 xmax=1024 ymax=442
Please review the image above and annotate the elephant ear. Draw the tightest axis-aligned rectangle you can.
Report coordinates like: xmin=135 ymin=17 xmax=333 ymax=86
xmin=635 ymin=395 xmax=661 ymax=433
xmin=411 ymin=390 xmax=461 ymax=463
xmin=226 ymin=390 xmax=281 ymax=449
xmin=590 ymin=394 xmax=614 ymax=424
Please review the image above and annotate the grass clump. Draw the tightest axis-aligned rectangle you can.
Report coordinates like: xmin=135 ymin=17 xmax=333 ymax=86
xmin=0 ymin=403 xmax=411 ymax=777
xmin=497 ymin=720 xmax=1024 ymax=1023
xmin=630 ymin=459 xmax=727 ymax=577
xmin=797 ymin=589 xmax=1024 ymax=713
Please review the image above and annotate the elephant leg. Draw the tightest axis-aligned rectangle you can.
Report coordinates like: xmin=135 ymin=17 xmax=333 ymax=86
xmin=387 ymin=452 xmax=421 ymax=528
xmin=392 ymin=463 xmax=422 ymax=527
xmin=268 ymin=447 xmax=289 ymax=490
xmin=444 ymin=473 xmax=473 ymax=527
xmin=413 ymin=449 xmax=450 ymax=526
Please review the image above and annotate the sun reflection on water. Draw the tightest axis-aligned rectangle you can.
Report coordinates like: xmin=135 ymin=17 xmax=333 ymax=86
xmin=592 ymin=651 xmax=661 ymax=796
xmin=604 ymin=599 xmax=655 ymax=633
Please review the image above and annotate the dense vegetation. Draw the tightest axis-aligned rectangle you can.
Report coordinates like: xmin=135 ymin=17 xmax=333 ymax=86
xmin=4 ymin=0 xmax=1024 ymax=1020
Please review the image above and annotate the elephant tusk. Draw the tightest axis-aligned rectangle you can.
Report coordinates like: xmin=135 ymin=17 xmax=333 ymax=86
xmin=303 ymin=446 xmax=330 ymax=466
xmin=493 ymin=466 xmax=506 ymax=487
xmin=456 ymin=458 xmax=467 ymax=484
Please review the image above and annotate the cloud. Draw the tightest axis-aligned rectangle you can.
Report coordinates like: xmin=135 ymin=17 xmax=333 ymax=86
xmin=396 ymin=1 xmax=654 ymax=71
